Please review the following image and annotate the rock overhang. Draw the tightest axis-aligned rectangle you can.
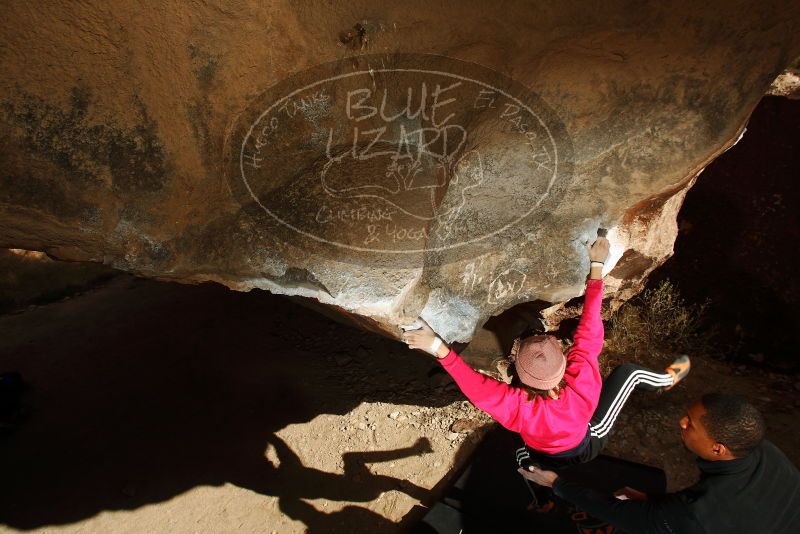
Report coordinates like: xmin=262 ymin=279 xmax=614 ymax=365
xmin=1 ymin=1 xmax=799 ymax=343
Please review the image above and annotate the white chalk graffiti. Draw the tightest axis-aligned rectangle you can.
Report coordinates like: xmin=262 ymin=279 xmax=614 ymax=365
xmin=487 ymin=269 xmax=527 ymax=305
xmin=236 ymin=57 xmax=566 ymax=256
xmin=318 ymin=83 xmax=485 ymax=222
xmin=461 ymin=260 xmax=528 ymax=304
xmin=461 ymin=258 xmax=486 ymax=295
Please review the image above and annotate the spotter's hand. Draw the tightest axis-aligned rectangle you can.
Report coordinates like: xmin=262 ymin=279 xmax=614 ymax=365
xmin=517 ymin=465 xmax=559 ymax=488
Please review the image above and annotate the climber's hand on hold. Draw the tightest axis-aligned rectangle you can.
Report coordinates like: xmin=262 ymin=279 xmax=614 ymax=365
xmin=587 ymin=235 xmax=610 ymax=280
xmin=589 ymin=236 xmax=610 ymax=263
xmin=401 ymin=318 xmax=448 ymax=358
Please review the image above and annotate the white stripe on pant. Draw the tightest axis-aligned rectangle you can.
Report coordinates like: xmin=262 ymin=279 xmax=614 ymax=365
xmin=590 ymin=368 xmax=673 ymax=438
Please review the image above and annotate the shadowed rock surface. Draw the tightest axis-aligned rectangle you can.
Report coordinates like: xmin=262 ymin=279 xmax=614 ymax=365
xmin=1 ymin=1 xmax=799 ymax=341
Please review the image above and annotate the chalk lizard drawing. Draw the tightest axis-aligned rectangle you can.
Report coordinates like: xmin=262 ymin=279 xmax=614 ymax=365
xmin=487 ymin=268 xmax=527 ymax=304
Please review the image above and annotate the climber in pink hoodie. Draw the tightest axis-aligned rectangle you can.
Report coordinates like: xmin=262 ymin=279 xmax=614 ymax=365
xmin=402 ymin=236 xmax=691 ymax=469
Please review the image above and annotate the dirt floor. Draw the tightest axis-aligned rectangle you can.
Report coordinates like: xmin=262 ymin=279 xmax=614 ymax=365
xmin=1 ymin=273 xmax=799 ymax=533
xmin=0 ymin=275 xmax=494 ymax=533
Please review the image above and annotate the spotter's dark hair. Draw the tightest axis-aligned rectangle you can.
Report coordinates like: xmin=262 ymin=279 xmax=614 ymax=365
xmin=700 ymin=393 xmax=765 ymax=457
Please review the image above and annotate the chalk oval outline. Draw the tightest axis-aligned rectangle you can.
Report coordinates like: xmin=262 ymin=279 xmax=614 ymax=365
xmin=239 ymin=64 xmax=562 ymax=254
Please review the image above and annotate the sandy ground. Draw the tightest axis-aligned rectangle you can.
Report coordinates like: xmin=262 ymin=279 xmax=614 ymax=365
xmin=0 ymin=275 xmax=492 ymax=533
xmin=1 ymin=275 xmax=799 ymax=533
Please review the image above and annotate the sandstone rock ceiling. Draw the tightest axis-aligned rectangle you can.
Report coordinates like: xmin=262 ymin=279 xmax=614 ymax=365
xmin=1 ymin=1 xmax=799 ymax=341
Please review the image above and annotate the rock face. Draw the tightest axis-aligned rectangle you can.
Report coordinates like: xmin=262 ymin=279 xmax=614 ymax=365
xmin=768 ymin=69 xmax=800 ymax=99
xmin=1 ymin=1 xmax=799 ymax=342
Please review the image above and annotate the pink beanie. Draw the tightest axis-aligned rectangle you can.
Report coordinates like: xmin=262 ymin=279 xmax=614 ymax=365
xmin=511 ymin=335 xmax=566 ymax=390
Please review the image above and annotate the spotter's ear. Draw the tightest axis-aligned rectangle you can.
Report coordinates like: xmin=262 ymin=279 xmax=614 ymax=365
xmin=712 ymin=442 xmax=730 ymax=458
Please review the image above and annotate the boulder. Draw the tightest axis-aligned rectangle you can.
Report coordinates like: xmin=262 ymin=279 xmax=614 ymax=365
xmin=1 ymin=1 xmax=799 ymax=342
xmin=768 ymin=68 xmax=800 ymax=99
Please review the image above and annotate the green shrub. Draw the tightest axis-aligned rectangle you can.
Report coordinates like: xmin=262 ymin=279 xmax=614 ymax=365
xmin=606 ymin=280 xmax=716 ymax=358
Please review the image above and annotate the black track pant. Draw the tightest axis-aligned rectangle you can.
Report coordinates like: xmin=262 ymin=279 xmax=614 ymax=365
xmin=517 ymin=363 xmax=673 ymax=470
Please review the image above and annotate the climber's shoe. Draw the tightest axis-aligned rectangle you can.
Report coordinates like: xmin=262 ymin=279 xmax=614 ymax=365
xmin=665 ymin=355 xmax=691 ymax=390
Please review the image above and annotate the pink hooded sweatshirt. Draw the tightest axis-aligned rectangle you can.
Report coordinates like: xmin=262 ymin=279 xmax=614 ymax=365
xmin=438 ymin=279 xmax=604 ymax=453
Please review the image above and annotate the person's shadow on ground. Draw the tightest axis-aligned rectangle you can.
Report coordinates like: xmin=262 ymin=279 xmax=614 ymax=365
xmin=240 ymin=435 xmax=432 ymax=532
xmin=0 ymin=276 xmax=454 ymax=531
